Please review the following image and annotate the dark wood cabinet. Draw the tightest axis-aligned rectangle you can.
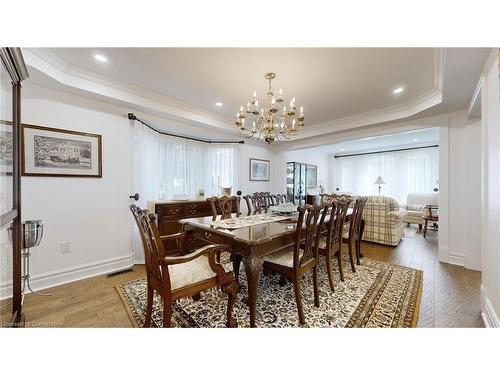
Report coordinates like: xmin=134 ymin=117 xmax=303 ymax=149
xmin=154 ymin=200 xmax=213 ymax=235
xmin=152 ymin=199 xmax=237 ymax=253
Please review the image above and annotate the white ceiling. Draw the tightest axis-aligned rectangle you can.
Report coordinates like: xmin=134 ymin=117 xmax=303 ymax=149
xmin=308 ymin=127 xmax=439 ymax=155
xmin=23 ymin=47 xmax=491 ymax=142
xmin=43 ymin=48 xmax=437 ymax=126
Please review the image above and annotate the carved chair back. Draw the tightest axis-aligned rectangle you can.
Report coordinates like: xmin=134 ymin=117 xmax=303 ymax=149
xmin=347 ymin=196 xmax=368 ymax=241
xmin=320 ymin=193 xmax=352 ymax=204
xmin=324 ymin=198 xmax=351 ymax=251
xmin=130 ymin=205 xmax=171 ymax=290
xmin=254 ymin=192 xmax=272 ymax=207
xmin=273 ymin=193 xmax=287 ymax=205
xmin=293 ymin=203 xmax=328 ymax=268
xmin=207 ymin=196 xmax=241 ymax=220
xmin=319 ymin=193 xmax=335 ymax=204
xmin=243 ymin=194 xmax=267 ymax=214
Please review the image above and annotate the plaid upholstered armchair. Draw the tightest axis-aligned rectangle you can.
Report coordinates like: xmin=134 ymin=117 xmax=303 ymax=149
xmin=361 ymin=196 xmax=408 ymax=246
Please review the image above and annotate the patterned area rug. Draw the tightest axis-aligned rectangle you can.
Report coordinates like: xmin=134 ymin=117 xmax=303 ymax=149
xmin=116 ymin=256 xmax=422 ymax=328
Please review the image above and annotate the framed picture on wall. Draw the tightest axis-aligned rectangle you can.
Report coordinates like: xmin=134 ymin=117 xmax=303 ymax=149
xmin=249 ymin=158 xmax=270 ymax=181
xmin=21 ymin=124 xmax=102 ymax=177
xmin=0 ymin=121 xmax=13 ymax=175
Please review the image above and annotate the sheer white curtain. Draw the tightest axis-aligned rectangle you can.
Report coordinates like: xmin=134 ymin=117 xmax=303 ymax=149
xmin=131 ymin=121 xmax=238 ymax=206
xmin=334 ymin=147 xmax=439 ymax=203
xmin=130 ymin=121 xmax=238 ymax=262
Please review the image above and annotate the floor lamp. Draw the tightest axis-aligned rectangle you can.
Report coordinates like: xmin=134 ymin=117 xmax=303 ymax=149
xmin=374 ymin=176 xmax=385 ymax=196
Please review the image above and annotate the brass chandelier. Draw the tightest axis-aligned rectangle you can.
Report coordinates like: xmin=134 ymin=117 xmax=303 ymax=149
xmin=235 ymin=72 xmax=304 ymax=144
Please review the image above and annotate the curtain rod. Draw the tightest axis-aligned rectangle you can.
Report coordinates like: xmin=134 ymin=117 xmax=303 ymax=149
xmin=128 ymin=113 xmax=244 ymax=144
xmin=334 ymin=144 xmax=439 ymax=158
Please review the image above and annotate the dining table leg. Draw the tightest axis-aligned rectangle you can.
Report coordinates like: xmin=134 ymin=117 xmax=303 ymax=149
xmin=243 ymin=253 xmax=263 ymax=328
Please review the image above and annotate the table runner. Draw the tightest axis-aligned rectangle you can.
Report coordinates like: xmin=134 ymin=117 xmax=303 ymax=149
xmin=212 ymin=213 xmax=293 ymax=229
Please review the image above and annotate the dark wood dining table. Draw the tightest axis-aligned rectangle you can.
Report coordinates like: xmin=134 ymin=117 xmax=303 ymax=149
xmin=180 ymin=210 xmax=362 ymax=327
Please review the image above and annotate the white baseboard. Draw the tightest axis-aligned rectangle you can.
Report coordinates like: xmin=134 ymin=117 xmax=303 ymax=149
xmin=447 ymin=251 xmax=465 ymax=267
xmin=0 ymin=253 xmax=134 ymax=301
xmin=438 ymin=245 xmax=465 ymax=267
xmin=481 ymin=285 xmax=500 ymax=328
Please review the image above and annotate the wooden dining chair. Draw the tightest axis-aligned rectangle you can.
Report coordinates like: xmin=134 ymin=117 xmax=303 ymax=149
xmin=274 ymin=193 xmax=287 ymax=205
xmin=342 ymin=196 xmax=368 ymax=271
xmin=243 ymin=194 xmax=267 ymax=214
xmin=318 ymin=198 xmax=351 ymax=288
xmin=262 ymin=203 xmax=328 ymax=325
xmin=320 ymin=193 xmax=352 ymax=204
xmin=130 ymin=204 xmax=238 ymax=328
xmin=254 ymin=192 xmax=272 ymax=208
xmin=207 ymin=195 xmax=241 ymax=220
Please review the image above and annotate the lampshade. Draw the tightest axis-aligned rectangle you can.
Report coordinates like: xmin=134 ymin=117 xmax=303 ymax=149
xmin=374 ymin=176 xmax=385 ymax=185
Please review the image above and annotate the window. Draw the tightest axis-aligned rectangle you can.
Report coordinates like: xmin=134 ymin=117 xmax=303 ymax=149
xmin=131 ymin=122 xmax=238 ymax=203
xmin=333 ymin=146 xmax=439 ymax=203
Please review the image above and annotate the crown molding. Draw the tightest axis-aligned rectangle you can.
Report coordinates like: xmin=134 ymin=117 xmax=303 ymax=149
xmin=466 ymin=48 xmax=498 ymax=120
xmin=23 ymin=47 xmax=445 ymax=142
xmin=276 ymin=111 xmax=456 ymax=152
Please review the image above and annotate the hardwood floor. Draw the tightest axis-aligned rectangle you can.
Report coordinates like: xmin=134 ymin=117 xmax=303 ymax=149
xmin=0 ymin=227 xmax=483 ymax=327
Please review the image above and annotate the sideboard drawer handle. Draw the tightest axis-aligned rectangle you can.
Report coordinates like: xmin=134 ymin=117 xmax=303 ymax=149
xmin=204 ymin=232 xmax=212 ymax=240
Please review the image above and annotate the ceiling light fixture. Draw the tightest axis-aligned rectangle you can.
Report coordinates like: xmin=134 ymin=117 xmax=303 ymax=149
xmin=215 ymin=102 xmax=223 ymax=107
xmin=413 ymin=138 xmax=419 ymax=142
xmin=235 ymin=72 xmax=304 ymax=144
xmin=340 ymin=148 xmax=345 ymax=152
xmin=393 ymin=87 xmax=404 ymax=94
xmin=94 ymin=54 xmax=107 ymax=62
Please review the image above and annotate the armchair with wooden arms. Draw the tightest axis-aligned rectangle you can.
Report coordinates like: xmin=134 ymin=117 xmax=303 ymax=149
xmin=130 ymin=205 xmax=238 ymax=328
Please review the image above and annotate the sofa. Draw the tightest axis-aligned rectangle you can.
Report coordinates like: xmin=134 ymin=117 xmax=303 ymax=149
xmin=361 ymin=196 xmax=407 ymax=246
xmin=402 ymin=192 xmax=438 ymax=230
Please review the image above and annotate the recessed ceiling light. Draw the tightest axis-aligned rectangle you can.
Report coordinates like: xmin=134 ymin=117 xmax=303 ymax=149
xmin=340 ymin=148 xmax=345 ymax=152
xmin=393 ymin=87 xmax=404 ymax=94
xmin=94 ymin=54 xmax=107 ymax=62
xmin=215 ymin=102 xmax=223 ymax=107
xmin=412 ymin=138 xmax=419 ymax=142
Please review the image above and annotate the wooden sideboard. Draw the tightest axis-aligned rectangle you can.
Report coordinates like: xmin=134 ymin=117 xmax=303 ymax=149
xmin=151 ymin=199 xmax=238 ymax=253
xmin=153 ymin=200 xmax=212 ymax=235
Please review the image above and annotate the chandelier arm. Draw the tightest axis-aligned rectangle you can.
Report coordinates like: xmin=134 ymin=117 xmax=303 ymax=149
xmin=236 ymin=72 xmax=303 ymax=144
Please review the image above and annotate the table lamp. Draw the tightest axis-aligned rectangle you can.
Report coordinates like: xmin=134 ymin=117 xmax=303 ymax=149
xmin=374 ymin=176 xmax=385 ymax=195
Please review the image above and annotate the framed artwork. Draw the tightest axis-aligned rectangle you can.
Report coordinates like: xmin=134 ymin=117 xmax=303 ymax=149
xmin=249 ymin=158 xmax=270 ymax=181
xmin=21 ymin=124 xmax=102 ymax=177
xmin=0 ymin=121 xmax=13 ymax=175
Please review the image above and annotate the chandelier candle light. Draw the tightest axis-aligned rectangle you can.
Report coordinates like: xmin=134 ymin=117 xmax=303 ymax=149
xmin=235 ymin=72 xmax=305 ymax=144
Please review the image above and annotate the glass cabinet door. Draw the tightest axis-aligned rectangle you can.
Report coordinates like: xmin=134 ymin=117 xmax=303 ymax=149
xmin=0 ymin=54 xmax=14 ymax=319
xmin=286 ymin=162 xmax=294 ymax=201
xmin=0 ymin=48 xmax=28 ymax=325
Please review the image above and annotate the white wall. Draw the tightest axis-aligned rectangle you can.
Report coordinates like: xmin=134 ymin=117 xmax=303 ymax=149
xmin=0 ymin=83 xmax=134 ymax=298
xmin=464 ymin=120 xmax=482 ymax=270
xmin=480 ymin=51 xmax=500 ymax=327
xmin=440 ymin=113 xmax=482 ymax=270
xmin=235 ymin=141 xmax=286 ymax=214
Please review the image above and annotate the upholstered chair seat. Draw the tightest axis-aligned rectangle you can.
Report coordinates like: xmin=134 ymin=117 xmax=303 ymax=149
xmin=263 ymin=247 xmax=305 ymax=268
xmin=168 ymin=256 xmax=217 ymax=291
